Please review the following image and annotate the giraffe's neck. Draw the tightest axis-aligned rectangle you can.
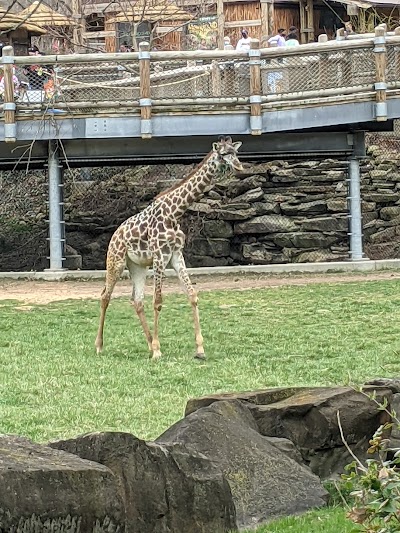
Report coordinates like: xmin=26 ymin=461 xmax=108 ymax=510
xmin=159 ymin=153 xmax=221 ymax=220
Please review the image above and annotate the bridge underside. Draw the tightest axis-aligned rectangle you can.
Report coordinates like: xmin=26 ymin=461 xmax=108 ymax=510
xmin=0 ymin=97 xmax=397 ymax=168
xmin=0 ymin=124 xmax=393 ymax=169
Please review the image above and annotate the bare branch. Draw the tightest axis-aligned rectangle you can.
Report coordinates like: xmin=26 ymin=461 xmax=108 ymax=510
xmin=337 ymin=411 xmax=367 ymax=473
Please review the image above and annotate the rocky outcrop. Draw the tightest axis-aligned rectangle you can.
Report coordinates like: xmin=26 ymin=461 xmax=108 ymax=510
xmin=1 ymin=381 xmax=398 ymax=531
xmin=50 ymin=431 xmax=237 ymax=533
xmin=185 ymin=385 xmax=394 ymax=480
xmin=0 ymin=435 xmax=125 ymax=532
xmin=157 ymin=400 xmax=328 ymax=529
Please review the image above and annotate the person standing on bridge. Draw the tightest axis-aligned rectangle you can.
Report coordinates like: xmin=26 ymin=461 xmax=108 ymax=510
xmin=236 ymin=29 xmax=251 ymax=51
xmin=23 ymin=47 xmax=53 ymax=91
xmin=268 ymin=29 xmax=286 ymax=47
xmin=285 ymin=32 xmax=300 ymax=47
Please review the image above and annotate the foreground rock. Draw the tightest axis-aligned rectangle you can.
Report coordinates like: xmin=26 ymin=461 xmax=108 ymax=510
xmin=185 ymin=385 xmax=393 ymax=479
xmin=50 ymin=431 xmax=237 ymax=533
xmin=157 ymin=400 xmax=327 ymax=529
xmin=0 ymin=435 xmax=125 ymax=532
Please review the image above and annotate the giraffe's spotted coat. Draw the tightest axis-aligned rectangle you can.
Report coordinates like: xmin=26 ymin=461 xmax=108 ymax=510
xmin=95 ymin=137 xmax=243 ymax=359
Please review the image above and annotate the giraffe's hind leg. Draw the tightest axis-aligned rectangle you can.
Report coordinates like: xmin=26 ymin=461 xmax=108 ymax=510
xmin=95 ymin=258 xmax=125 ymax=354
xmin=127 ymin=259 xmax=153 ymax=353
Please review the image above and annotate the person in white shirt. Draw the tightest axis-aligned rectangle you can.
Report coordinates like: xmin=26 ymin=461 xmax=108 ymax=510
xmin=236 ymin=29 xmax=251 ymax=51
xmin=285 ymin=32 xmax=300 ymax=47
xmin=268 ymin=29 xmax=286 ymax=47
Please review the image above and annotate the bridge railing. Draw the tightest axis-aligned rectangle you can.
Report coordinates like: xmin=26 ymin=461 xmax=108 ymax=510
xmin=1 ymin=25 xmax=400 ymax=141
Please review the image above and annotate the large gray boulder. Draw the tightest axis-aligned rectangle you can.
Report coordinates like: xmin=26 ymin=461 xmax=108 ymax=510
xmin=380 ymin=206 xmax=400 ymax=220
xmin=230 ymin=187 xmax=264 ymax=204
xmin=185 ymin=386 xmax=393 ymax=480
xmin=50 ymin=431 xmax=237 ymax=533
xmin=0 ymin=435 xmax=125 ymax=532
xmin=157 ymin=400 xmax=327 ymax=530
xmin=215 ymin=207 xmax=258 ymax=221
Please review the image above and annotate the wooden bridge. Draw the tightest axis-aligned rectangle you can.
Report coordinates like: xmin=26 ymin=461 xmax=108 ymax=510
xmin=0 ymin=26 xmax=398 ymax=158
xmin=0 ymin=27 xmax=398 ymax=271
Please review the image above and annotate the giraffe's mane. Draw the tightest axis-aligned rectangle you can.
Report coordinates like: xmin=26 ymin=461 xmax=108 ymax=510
xmin=154 ymin=152 xmax=213 ymax=200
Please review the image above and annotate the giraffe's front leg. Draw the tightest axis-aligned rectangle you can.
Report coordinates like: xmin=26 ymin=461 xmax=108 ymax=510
xmin=170 ymin=251 xmax=205 ymax=360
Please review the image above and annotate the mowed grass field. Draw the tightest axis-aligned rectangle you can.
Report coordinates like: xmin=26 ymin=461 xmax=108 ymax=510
xmin=1 ymin=275 xmax=400 ymax=532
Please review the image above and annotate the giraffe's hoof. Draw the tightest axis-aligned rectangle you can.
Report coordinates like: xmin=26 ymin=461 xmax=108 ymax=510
xmin=194 ymin=352 xmax=206 ymax=360
xmin=95 ymin=345 xmax=103 ymax=354
xmin=151 ymin=350 xmax=162 ymax=360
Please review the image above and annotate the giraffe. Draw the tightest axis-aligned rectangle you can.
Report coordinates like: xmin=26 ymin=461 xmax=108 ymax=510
xmin=95 ymin=136 xmax=243 ymax=360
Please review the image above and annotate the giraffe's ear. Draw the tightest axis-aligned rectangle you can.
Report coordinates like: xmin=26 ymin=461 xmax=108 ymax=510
xmin=232 ymin=141 xmax=242 ymax=151
xmin=212 ymin=142 xmax=220 ymax=151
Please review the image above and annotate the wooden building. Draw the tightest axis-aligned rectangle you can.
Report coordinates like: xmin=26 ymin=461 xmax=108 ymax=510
xmin=179 ymin=0 xmax=399 ymax=47
xmin=83 ymin=0 xmax=192 ymax=51
xmin=0 ymin=9 xmax=46 ymax=55
xmin=80 ymin=0 xmax=400 ymax=51
xmin=18 ymin=1 xmax=77 ymax=54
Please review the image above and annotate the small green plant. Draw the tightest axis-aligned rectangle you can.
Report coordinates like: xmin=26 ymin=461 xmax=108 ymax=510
xmin=339 ymin=391 xmax=400 ymax=532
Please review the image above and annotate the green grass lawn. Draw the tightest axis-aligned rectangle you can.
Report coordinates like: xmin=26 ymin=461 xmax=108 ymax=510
xmin=244 ymin=506 xmax=354 ymax=532
xmin=1 ymin=277 xmax=400 ymax=531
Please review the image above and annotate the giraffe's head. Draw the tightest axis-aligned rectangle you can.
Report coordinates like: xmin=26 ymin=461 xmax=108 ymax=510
xmin=212 ymin=136 xmax=243 ymax=173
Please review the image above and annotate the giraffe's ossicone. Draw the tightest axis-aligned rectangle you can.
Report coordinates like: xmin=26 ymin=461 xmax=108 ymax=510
xmin=95 ymin=136 xmax=243 ymax=360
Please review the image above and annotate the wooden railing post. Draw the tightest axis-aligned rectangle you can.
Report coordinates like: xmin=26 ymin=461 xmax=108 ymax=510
xmin=139 ymin=41 xmax=152 ymax=139
xmin=2 ymin=45 xmax=16 ymax=143
xmin=249 ymin=38 xmax=262 ymax=136
xmin=211 ymin=60 xmax=222 ymax=97
xmin=318 ymin=35 xmax=328 ymax=90
xmin=374 ymin=25 xmax=387 ymax=122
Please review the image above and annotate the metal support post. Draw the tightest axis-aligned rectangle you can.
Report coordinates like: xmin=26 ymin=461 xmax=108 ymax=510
xmin=46 ymin=142 xmax=65 ymax=271
xmin=347 ymin=157 xmax=365 ymax=261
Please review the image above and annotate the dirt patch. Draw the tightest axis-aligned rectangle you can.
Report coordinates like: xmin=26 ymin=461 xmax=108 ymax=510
xmin=1 ymin=271 xmax=400 ymax=305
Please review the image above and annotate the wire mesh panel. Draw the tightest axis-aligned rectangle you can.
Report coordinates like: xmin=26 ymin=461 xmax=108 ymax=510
xmin=149 ymin=58 xmax=250 ymax=100
xmin=0 ymin=169 xmax=48 ymax=271
xmin=57 ymin=60 xmax=141 ymax=109
xmin=0 ymin=158 xmax=357 ymax=271
xmin=260 ymin=47 xmax=376 ymax=96
xmin=15 ymin=59 xmax=141 ymax=113
xmin=60 ymin=160 xmax=351 ymax=270
xmin=8 ymin=39 xmax=389 ymax=115
xmin=363 ymin=129 xmax=400 ymax=261
xmin=385 ymin=43 xmax=400 ymax=85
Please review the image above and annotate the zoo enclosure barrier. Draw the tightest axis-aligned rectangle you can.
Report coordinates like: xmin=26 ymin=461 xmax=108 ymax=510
xmin=0 ymin=26 xmax=399 ymax=139
xmin=363 ymin=127 xmax=400 ymax=261
xmin=2 ymin=149 xmax=394 ymax=272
